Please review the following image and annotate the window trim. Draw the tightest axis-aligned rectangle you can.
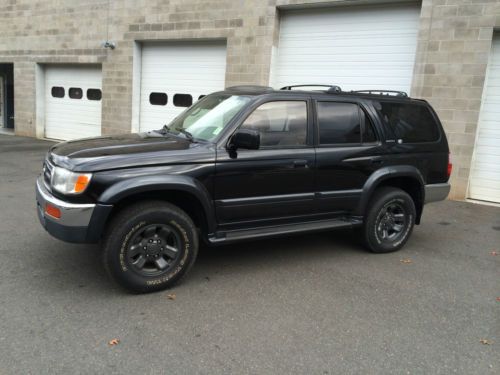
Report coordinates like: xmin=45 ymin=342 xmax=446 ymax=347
xmin=231 ymin=98 xmax=312 ymax=150
xmin=359 ymin=106 xmax=379 ymax=145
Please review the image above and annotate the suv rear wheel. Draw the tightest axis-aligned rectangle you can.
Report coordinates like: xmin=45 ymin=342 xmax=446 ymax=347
xmin=362 ymin=187 xmax=415 ymax=253
xmin=103 ymin=201 xmax=198 ymax=293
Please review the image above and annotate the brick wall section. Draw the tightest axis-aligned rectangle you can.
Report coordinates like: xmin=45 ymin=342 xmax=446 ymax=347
xmin=0 ymin=0 xmax=500 ymax=200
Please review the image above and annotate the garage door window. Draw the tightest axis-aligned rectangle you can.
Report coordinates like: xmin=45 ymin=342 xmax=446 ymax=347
xmin=149 ymin=92 xmax=167 ymax=106
xmin=68 ymin=88 xmax=83 ymax=100
xmin=317 ymin=102 xmax=361 ymax=144
xmin=51 ymin=87 xmax=65 ymax=98
xmin=174 ymin=94 xmax=193 ymax=107
xmin=87 ymin=89 xmax=102 ymax=101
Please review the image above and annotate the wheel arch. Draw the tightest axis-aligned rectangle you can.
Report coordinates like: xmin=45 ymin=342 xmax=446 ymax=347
xmin=97 ymin=176 xmax=216 ymax=239
xmin=357 ymin=166 xmax=425 ymax=224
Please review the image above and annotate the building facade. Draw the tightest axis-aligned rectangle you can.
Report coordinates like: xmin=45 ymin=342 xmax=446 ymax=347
xmin=0 ymin=0 xmax=499 ymax=202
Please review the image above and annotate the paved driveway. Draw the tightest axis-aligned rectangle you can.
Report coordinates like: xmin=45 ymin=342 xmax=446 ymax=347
xmin=0 ymin=135 xmax=498 ymax=374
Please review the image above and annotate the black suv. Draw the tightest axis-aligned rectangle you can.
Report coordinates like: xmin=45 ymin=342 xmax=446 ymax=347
xmin=36 ymin=85 xmax=451 ymax=293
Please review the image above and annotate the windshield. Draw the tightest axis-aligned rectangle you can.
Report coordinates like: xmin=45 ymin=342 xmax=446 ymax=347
xmin=163 ymin=94 xmax=252 ymax=142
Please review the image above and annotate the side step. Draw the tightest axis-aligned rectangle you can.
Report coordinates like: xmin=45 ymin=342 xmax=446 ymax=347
xmin=208 ymin=217 xmax=362 ymax=244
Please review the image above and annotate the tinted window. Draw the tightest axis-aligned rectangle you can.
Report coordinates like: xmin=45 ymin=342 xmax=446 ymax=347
xmin=361 ymin=110 xmax=377 ymax=143
xmin=68 ymin=87 xmax=83 ymax=99
xmin=241 ymin=101 xmax=307 ymax=148
xmin=317 ymin=102 xmax=361 ymax=144
xmin=51 ymin=87 xmax=64 ymax=98
xmin=198 ymin=95 xmax=206 ymax=100
xmin=173 ymin=94 xmax=192 ymax=107
xmin=87 ymin=88 xmax=102 ymax=101
xmin=374 ymin=101 xmax=439 ymax=143
xmin=149 ymin=92 xmax=167 ymax=106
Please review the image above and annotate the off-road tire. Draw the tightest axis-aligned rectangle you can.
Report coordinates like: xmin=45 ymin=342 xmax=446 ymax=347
xmin=102 ymin=201 xmax=198 ymax=293
xmin=362 ymin=187 xmax=416 ymax=253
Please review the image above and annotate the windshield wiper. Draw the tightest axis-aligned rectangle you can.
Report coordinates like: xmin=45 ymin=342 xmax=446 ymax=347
xmin=158 ymin=124 xmax=196 ymax=142
xmin=159 ymin=124 xmax=171 ymax=135
xmin=176 ymin=128 xmax=195 ymax=142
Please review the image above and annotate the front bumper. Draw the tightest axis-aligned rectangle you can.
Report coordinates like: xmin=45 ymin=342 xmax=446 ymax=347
xmin=36 ymin=176 xmax=111 ymax=243
xmin=424 ymin=183 xmax=451 ymax=204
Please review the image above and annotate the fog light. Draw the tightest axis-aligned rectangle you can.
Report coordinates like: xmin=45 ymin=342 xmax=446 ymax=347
xmin=45 ymin=203 xmax=61 ymax=219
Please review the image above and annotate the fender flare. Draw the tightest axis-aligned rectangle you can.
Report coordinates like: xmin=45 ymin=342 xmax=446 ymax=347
xmin=98 ymin=175 xmax=216 ymax=233
xmin=356 ymin=165 xmax=425 ymax=217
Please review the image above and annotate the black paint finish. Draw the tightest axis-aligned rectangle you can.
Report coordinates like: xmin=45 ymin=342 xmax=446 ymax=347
xmin=40 ymin=88 xmax=450 ymax=244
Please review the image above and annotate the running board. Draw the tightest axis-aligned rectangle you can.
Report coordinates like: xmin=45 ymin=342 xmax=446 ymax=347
xmin=208 ymin=218 xmax=362 ymax=244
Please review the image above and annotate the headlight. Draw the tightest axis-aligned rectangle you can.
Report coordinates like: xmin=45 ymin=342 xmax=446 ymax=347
xmin=51 ymin=167 xmax=92 ymax=195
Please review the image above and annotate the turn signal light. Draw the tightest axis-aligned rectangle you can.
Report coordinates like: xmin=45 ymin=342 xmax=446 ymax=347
xmin=74 ymin=175 xmax=90 ymax=193
xmin=45 ymin=203 xmax=61 ymax=219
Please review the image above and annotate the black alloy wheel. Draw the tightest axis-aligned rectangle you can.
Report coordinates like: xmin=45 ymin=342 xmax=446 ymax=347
xmin=127 ymin=224 xmax=182 ymax=277
xmin=362 ymin=187 xmax=416 ymax=253
xmin=374 ymin=201 xmax=408 ymax=244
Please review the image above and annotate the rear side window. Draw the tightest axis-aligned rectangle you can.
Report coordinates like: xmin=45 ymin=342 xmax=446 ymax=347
xmin=374 ymin=101 xmax=439 ymax=143
xmin=317 ymin=102 xmax=361 ymax=144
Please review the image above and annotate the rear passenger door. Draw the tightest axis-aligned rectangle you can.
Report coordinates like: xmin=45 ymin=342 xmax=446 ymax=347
xmin=314 ymin=100 xmax=382 ymax=214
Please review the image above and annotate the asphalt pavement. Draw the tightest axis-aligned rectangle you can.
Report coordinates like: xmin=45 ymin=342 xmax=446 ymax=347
xmin=0 ymin=134 xmax=498 ymax=374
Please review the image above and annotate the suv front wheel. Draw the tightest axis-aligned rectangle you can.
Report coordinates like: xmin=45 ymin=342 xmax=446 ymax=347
xmin=103 ymin=201 xmax=199 ymax=293
xmin=362 ymin=187 xmax=416 ymax=253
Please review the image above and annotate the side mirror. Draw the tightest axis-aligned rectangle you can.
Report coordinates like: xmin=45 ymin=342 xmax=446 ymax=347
xmin=229 ymin=129 xmax=260 ymax=150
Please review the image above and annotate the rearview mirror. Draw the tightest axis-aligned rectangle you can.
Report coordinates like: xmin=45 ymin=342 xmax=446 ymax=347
xmin=229 ymin=129 xmax=260 ymax=150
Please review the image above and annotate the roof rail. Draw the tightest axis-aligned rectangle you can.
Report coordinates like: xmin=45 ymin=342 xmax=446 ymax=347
xmin=280 ymin=84 xmax=342 ymax=93
xmin=226 ymin=85 xmax=274 ymax=92
xmin=351 ymin=90 xmax=408 ymax=97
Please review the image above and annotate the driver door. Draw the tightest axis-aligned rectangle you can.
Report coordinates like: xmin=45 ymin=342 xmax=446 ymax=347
xmin=214 ymin=98 xmax=316 ymax=228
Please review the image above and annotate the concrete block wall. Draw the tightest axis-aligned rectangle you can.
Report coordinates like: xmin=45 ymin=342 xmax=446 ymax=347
xmin=0 ymin=0 xmax=499 ymax=200
xmin=411 ymin=0 xmax=500 ymax=200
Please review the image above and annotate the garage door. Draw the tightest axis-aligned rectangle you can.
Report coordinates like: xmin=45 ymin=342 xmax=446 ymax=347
xmin=139 ymin=41 xmax=227 ymax=132
xmin=469 ymin=36 xmax=500 ymax=203
xmin=45 ymin=65 xmax=102 ymax=140
xmin=270 ymin=3 xmax=420 ymax=93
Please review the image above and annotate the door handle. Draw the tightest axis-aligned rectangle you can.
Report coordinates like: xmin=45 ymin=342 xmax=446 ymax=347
xmin=292 ymin=160 xmax=308 ymax=168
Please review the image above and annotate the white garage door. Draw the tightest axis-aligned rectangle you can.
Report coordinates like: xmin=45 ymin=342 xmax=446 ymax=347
xmin=270 ymin=3 xmax=420 ymax=93
xmin=45 ymin=65 xmax=102 ymax=140
xmin=469 ymin=36 xmax=500 ymax=203
xmin=139 ymin=41 xmax=227 ymax=132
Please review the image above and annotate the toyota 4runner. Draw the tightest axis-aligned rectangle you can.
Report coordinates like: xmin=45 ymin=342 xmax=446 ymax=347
xmin=36 ymin=85 xmax=452 ymax=293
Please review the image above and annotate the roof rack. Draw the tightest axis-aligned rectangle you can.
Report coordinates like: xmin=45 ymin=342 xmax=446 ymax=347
xmin=350 ymin=90 xmax=408 ymax=97
xmin=226 ymin=85 xmax=274 ymax=92
xmin=280 ymin=84 xmax=342 ymax=93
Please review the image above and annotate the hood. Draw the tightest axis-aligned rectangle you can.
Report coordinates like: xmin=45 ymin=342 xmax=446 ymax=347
xmin=49 ymin=132 xmax=216 ymax=172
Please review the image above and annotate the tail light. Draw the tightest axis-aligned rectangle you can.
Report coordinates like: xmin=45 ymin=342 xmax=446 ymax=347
xmin=447 ymin=152 xmax=453 ymax=178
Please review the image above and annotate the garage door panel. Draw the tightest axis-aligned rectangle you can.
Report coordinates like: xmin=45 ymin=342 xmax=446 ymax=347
xmin=271 ymin=4 xmax=420 ymax=92
xmin=469 ymin=36 xmax=500 ymax=203
xmin=44 ymin=65 xmax=102 ymax=141
xmin=139 ymin=41 xmax=226 ymax=132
